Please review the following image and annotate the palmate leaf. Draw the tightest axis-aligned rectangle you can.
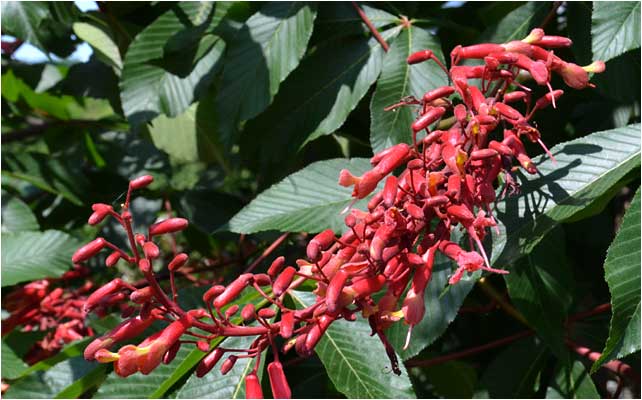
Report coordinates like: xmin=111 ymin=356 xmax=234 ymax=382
xmin=241 ymin=26 xmax=402 ymax=175
xmin=592 ymin=1 xmax=641 ymax=63
xmin=216 ymin=2 xmax=317 ymax=148
xmin=494 ymin=123 xmax=641 ymax=266
xmin=1 ymin=230 xmax=81 ymax=286
xmin=290 ymin=291 xmax=416 ymax=399
xmin=229 ymin=158 xmax=376 ymax=234
xmin=592 ymin=187 xmax=641 ymax=371
xmin=119 ymin=2 xmax=227 ymax=126
xmin=369 ymin=25 xmax=448 ymax=153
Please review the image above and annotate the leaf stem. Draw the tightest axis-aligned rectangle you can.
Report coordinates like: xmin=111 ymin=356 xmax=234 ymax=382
xmin=351 ymin=1 xmax=389 ymax=52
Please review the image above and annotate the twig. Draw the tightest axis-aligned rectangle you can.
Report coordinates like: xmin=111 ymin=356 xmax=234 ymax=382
xmin=244 ymin=233 xmax=290 ymax=273
xmin=539 ymin=1 xmax=562 ymax=30
xmin=566 ymin=339 xmax=639 ymax=384
xmin=477 ymin=277 xmax=529 ymax=325
xmin=351 ymin=1 xmax=389 ymax=52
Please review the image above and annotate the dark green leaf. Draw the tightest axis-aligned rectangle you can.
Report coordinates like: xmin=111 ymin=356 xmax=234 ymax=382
xmin=494 ymin=124 xmax=641 ymax=266
xmin=566 ymin=1 xmax=593 ymax=65
xmin=592 ymin=1 xmax=641 ymax=62
xmin=15 ymin=338 xmax=92 ymax=379
xmin=593 ymin=187 xmax=641 ymax=371
xmin=504 ymin=227 xmax=573 ymax=360
xmin=4 ymin=356 xmax=99 ymax=399
xmin=424 ymin=361 xmax=477 ymax=399
xmin=480 ymin=2 xmax=549 ymax=44
xmin=546 ymin=360 xmax=599 ymax=399
xmin=370 ymin=25 xmax=448 ymax=153
xmin=119 ymin=2 xmax=227 ymax=126
xmin=216 ymin=2 xmax=317 ymax=147
xmin=1 ymin=230 xmax=80 ymax=286
xmin=478 ymin=336 xmax=549 ymax=398
xmin=291 ymin=291 xmax=416 ymax=399
xmin=228 ymin=158 xmax=376 ymax=234
xmin=1 ymin=193 xmax=39 ymax=232
xmin=241 ymin=27 xmax=401 ymax=173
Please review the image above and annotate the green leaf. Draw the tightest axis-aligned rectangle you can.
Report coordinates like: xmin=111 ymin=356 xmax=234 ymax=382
xmin=228 ymin=158 xmax=376 ymax=234
xmin=566 ymin=1 xmax=593 ymax=65
xmin=494 ymin=124 xmax=641 ymax=266
xmin=54 ymin=365 xmax=108 ymax=399
xmin=504 ymin=227 xmax=573 ymax=361
xmin=2 ymin=340 xmax=29 ymax=380
xmin=546 ymin=360 xmax=599 ymax=399
xmin=592 ymin=1 xmax=641 ymax=63
xmin=119 ymin=2 xmax=227 ymax=126
xmin=93 ymin=346 xmax=194 ymax=399
xmin=478 ymin=336 xmax=549 ymax=398
xmin=4 ymin=356 xmax=99 ymax=399
xmin=480 ymin=1 xmax=549 ymax=43
xmin=0 ymin=2 xmax=49 ymax=51
xmin=148 ymin=103 xmax=222 ymax=164
xmin=16 ymin=337 xmax=93 ymax=379
xmin=1 ymin=193 xmax=39 ymax=232
xmin=73 ymin=21 xmax=123 ymax=71
xmin=1 ymin=230 xmax=80 ymax=286
xmin=175 ymin=335 xmax=261 ymax=399
xmin=291 ymin=291 xmax=416 ymax=399
xmin=385 ymin=252 xmax=478 ymax=360
xmin=593 ymin=187 xmax=641 ymax=371
xmin=241 ymin=26 xmax=401 ymax=173
xmin=369 ymin=25 xmax=448 ymax=153
xmin=216 ymin=2 xmax=317 ymax=147
xmin=424 ymin=361 xmax=477 ymax=399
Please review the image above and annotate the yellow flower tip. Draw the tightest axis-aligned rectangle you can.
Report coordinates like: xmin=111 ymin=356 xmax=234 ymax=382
xmin=95 ymin=349 xmax=120 ymax=363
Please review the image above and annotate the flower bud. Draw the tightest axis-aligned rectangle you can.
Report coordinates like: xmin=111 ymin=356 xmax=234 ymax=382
xmin=105 ymin=251 xmax=121 ymax=267
xmin=196 ymin=341 xmax=210 ymax=352
xmin=241 ymin=303 xmax=255 ymax=321
xmin=407 ymin=49 xmax=434 ymax=65
xmin=149 ymin=218 xmax=188 ymax=236
xmin=280 ymin=311 xmax=295 ymax=339
xmin=253 ymin=273 xmax=271 ymax=286
xmin=423 ymin=86 xmax=455 ymax=103
xmin=246 ymin=372 xmax=264 ymax=399
xmin=72 ymin=237 xmax=107 ymax=263
xmin=203 ymin=285 xmax=226 ymax=304
xmin=196 ymin=348 xmax=224 ymax=377
xmin=258 ymin=308 xmax=276 ymax=319
xmin=168 ymin=253 xmax=188 ymax=271
xmin=268 ymin=256 xmax=286 ymax=278
xmin=326 ymin=269 xmax=349 ymax=314
xmin=130 ymin=286 xmax=154 ymax=304
xmin=306 ymin=229 xmax=335 ymax=262
xmin=143 ymin=242 xmax=160 ymax=259
xmin=89 ymin=204 xmax=113 ymax=225
xmin=267 ymin=361 xmax=292 ymax=399
xmin=220 ymin=355 xmax=238 ymax=375
xmin=225 ymin=305 xmax=240 ymax=319
xmin=138 ymin=259 xmax=151 ymax=273
xmin=84 ymin=278 xmax=123 ymax=313
xmin=163 ymin=341 xmax=181 ymax=364
xmin=411 ymin=106 xmax=446 ymax=132
xmin=272 ymin=267 xmax=296 ymax=296
xmin=130 ymin=175 xmax=154 ymax=190
xmin=213 ymin=274 xmax=253 ymax=309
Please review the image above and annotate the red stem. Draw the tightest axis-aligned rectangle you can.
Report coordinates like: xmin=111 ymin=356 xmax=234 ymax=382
xmin=351 ymin=1 xmax=389 ymax=52
xmin=244 ymin=233 xmax=290 ymax=273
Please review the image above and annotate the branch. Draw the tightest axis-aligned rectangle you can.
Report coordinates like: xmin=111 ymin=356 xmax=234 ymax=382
xmin=351 ymin=1 xmax=389 ymax=52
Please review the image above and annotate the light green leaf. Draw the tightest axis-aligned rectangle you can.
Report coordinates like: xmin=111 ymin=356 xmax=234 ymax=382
xmin=228 ymin=158 xmax=376 ymax=234
xmin=291 ymin=291 xmax=416 ymax=399
xmin=1 ymin=230 xmax=80 ymax=286
xmin=148 ymin=103 xmax=221 ymax=164
xmin=73 ymin=21 xmax=123 ymax=71
xmin=2 ymin=340 xmax=29 ymax=380
xmin=592 ymin=1 xmax=641 ymax=62
xmin=480 ymin=1 xmax=549 ymax=43
xmin=593 ymin=187 xmax=641 ymax=371
xmin=119 ymin=2 xmax=227 ymax=126
xmin=175 ymin=335 xmax=261 ymax=399
xmin=1 ymin=193 xmax=39 ymax=232
xmin=370 ymin=25 xmax=448 ymax=153
xmin=494 ymin=124 xmax=641 ymax=266
xmin=241 ymin=26 xmax=401 ymax=173
xmin=0 ymin=2 xmax=49 ymax=51
xmin=216 ymin=2 xmax=317 ymax=147
xmin=546 ymin=360 xmax=599 ymax=399
xmin=4 ymin=356 xmax=99 ymax=399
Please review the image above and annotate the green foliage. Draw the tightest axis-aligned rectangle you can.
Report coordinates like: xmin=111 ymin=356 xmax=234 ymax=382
xmin=1 ymin=1 xmax=640 ymax=398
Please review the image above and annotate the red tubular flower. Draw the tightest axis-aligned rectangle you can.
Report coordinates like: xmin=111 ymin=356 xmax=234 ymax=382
xmin=72 ymin=237 xmax=107 ymax=264
xmin=89 ymin=204 xmax=113 ymax=225
xmin=407 ymin=49 xmax=434 ymax=65
xmin=213 ymin=274 xmax=253 ymax=309
xmin=168 ymin=253 xmax=189 ymax=271
xmin=306 ymin=229 xmax=335 ymax=262
xmin=149 ymin=218 xmax=189 ymax=236
xmin=267 ymin=361 xmax=291 ymax=399
xmin=245 ymin=372 xmax=264 ymax=399
xmin=129 ymin=175 xmax=154 ymax=190
xmin=84 ymin=278 xmax=124 ymax=313
xmin=196 ymin=348 xmax=224 ymax=377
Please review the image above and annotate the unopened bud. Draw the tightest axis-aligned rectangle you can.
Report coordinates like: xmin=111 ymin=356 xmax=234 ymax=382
xmin=246 ymin=372 xmax=264 ymax=399
xmin=196 ymin=348 xmax=224 ymax=377
xmin=407 ymin=49 xmax=434 ymax=65
xmin=258 ymin=308 xmax=276 ymax=319
xmin=203 ymin=285 xmax=226 ymax=304
xmin=273 ymin=267 xmax=296 ymax=296
xmin=220 ymin=355 xmax=238 ymax=375
xmin=225 ymin=305 xmax=240 ymax=319
xmin=213 ymin=274 xmax=253 ymax=309
xmin=105 ymin=251 xmax=121 ymax=267
xmin=241 ymin=303 xmax=255 ymax=321
xmin=149 ymin=218 xmax=188 ymax=236
xmin=129 ymin=175 xmax=154 ymax=190
xmin=143 ymin=242 xmax=159 ymax=259
xmin=267 ymin=361 xmax=292 ymax=399
xmin=168 ymin=253 xmax=188 ymax=271
xmin=72 ymin=237 xmax=107 ymax=263
xmin=267 ymin=256 xmax=286 ymax=278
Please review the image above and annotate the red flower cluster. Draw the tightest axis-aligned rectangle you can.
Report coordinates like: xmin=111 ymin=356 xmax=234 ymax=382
xmin=2 ymin=267 xmax=95 ymax=364
xmin=76 ymin=29 xmax=603 ymax=398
